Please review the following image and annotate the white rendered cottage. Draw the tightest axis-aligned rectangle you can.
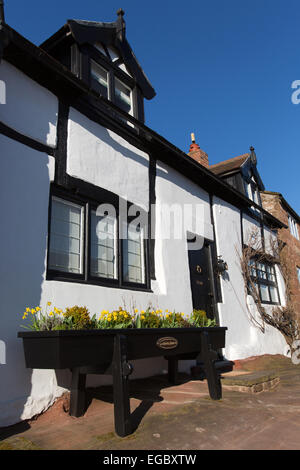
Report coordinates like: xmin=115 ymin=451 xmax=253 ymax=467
xmin=0 ymin=9 xmax=288 ymax=427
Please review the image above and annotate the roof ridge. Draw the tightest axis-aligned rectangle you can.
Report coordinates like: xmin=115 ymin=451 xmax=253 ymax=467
xmin=210 ymin=153 xmax=249 ymax=168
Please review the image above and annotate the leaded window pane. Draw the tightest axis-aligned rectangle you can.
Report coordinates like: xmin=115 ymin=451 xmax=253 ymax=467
xmin=115 ymin=78 xmax=132 ymax=115
xmin=91 ymin=61 xmax=108 ymax=99
xmin=49 ymin=197 xmax=83 ymax=274
xmin=123 ymin=224 xmax=144 ymax=284
xmin=90 ymin=211 xmax=117 ymax=279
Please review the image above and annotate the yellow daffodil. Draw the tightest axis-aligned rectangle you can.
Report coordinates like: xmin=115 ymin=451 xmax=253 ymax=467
xmin=141 ymin=310 xmax=145 ymax=314
xmin=141 ymin=315 xmax=145 ymax=320
xmin=47 ymin=302 xmax=52 ymax=306
xmin=26 ymin=307 xmax=30 ymax=312
xmin=36 ymin=307 xmax=41 ymax=311
xmin=49 ymin=311 xmax=54 ymax=316
xmin=31 ymin=309 xmax=36 ymax=314
xmin=134 ymin=308 xmax=139 ymax=313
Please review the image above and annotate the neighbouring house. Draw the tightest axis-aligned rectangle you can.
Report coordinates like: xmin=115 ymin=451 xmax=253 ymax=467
xmin=0 ymin=8 xmax=289 ymax=427
xmin=260 ymin=191 xmax=300 ymax=323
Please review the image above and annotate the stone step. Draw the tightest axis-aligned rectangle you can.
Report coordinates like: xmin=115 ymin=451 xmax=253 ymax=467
xmin=222 ymin=370 xmax=280 ymax=393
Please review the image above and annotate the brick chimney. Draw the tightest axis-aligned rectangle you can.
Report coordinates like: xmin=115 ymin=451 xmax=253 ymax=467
xmin=188 ymin=133 xmax=209 ymax=168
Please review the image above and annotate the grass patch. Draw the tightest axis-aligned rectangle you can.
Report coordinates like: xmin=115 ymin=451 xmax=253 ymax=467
xmin=0 ymin=437 xmax=42 ymax=450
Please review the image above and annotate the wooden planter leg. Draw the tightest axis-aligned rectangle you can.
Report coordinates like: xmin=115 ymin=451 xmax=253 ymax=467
xmin=69 ymin=368 xmax=87 ymax=417
xmin=200 ymin=331 xmax=222 ymax=400
xmin=112 ymin=334 xmax=133 ymax=437
xmin=167 ymin=357 xmax=179 ymax=384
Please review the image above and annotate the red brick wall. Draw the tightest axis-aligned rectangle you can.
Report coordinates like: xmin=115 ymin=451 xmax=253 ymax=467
xmin=261 ymin=193 xmax=300 ymax=320
xmin=188 ymin=143 xmax=209 ymax=168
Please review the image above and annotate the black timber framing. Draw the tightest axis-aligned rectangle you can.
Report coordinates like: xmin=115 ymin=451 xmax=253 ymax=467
xmin=0 ymin=120 xmax=55 ymax=155
xmin=209 ymin=194 xmax=222 ymax=306
xmin=55 ymin=101 xmax=69 ymax=186
xmin=0 ymin=22 xmax=286 ymax=233
xmin=149 ymin=155 xmax=156 ymax=279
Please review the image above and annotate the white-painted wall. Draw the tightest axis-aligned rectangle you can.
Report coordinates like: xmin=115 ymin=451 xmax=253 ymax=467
xmin=0 ymin=61 xmax=58 ymax=147
xmin=153 ymin=160 xmax=213 ymax=305
xmin=213 ymin=197 xmax=289 ymax=360
xmin=0 ymin=134 xmax=59 ymax=426
xmin=67 ymin=108 xmax=149 ymax=209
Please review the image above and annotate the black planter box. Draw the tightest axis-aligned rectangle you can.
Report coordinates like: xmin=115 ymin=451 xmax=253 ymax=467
xmin=18 ymin=327 xmax=226 ymax=369
xmin=18 ymin=327 xmax=229 ymax=437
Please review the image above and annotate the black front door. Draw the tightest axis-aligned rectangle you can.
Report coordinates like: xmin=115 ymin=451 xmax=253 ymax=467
xmin=187 ymin=239 xmax=216 ymax=319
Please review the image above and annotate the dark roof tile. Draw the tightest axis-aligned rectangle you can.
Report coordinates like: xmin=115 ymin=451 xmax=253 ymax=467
xmin=210 ymin=153 xmax=249 ymax=175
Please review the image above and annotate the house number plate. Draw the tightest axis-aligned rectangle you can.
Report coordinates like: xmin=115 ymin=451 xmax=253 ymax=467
xmin=156 ymin=337 xmax=178 ymax=350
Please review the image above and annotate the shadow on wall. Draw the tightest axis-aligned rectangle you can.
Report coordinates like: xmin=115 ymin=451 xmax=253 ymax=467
xmin=70 ymin=109 xmax=149 ymax=170
xmin=156 ymin=164 xmax=210 ymax=201
xmin=0 ymin=60 xmax=58 ymax=147
xmin=0 ymin=134 xmax=51 ymax=428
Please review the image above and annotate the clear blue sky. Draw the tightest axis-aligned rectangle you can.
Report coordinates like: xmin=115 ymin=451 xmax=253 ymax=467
xmin=5 ymin=0 xmax=300 ymax=213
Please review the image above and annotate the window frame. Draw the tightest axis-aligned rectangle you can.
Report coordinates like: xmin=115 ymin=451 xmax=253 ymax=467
xmin=88 ymin=205 xmax=119 ymax=285
xmin=297 ymin=267 xmax=300 ymax=284
xmin=46 ymin=188 xmax=150 ymax=292
xmin=47 ymin=192 xmax=86 ymax=282
xmin=244 ymin=178 xmax=261 ymax=207
xmin=121 ymin=220 xmax=147 ymax=288
xmin=248 ymin=258 xmax=280 ymax=305
xmin=85 ymin=45 xmax=138 ymax=119
xmin=288 ymin=215 xmax=299 ymax=240
xmin=90 ymin=60 xmax=109 ymax=100
xmin=49 ymin=196 xmax=85 ymax=275
xmin=114 ymin=76 xmax=133 ymax=116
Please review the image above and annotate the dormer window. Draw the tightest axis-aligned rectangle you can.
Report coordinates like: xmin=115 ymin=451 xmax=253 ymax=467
xmin=40 ymin=13 xmax=155 ymax=124
xmin=91 ymin=60 xmax=108 ymax=99
xmin=115 ymin=78 xmax=133 ymax=115
xmin=288 ymin=215 xmax=299 ymax=240
xmin=90 ymin=55 xmax=134 ymax=118
xmin=245 ymin=179 xmax=261 ymax=206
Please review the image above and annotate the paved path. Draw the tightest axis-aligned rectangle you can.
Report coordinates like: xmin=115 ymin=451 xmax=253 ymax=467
xmin=1 ymin=355 xmax=300 ymax=450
